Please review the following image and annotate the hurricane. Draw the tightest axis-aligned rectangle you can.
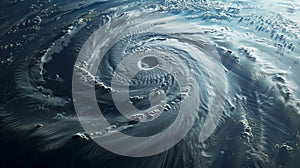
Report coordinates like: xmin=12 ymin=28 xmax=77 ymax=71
xmin=0 ymin=0 xmax=300 ymax=168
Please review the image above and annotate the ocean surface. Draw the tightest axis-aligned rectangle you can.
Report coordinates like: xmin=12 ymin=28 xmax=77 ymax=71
xmin=0 ymin=0 xmax=300 ymax=167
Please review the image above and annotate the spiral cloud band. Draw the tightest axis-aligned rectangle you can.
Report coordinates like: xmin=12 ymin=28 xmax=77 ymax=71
xmin=72 ymin=11 xmax=226 ymax=157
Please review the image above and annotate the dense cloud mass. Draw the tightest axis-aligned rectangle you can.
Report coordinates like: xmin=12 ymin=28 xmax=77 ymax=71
xmin=0 ymin=0 xmax=300 ymax=168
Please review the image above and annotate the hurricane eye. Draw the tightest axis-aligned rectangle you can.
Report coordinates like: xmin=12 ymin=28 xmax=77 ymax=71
xmin=139 ymin=56 xmax=159 ymax=69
